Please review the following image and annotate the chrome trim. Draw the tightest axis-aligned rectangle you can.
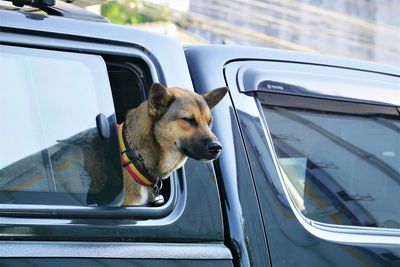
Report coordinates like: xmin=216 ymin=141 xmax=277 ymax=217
xmin=0 ymin=241 xmax=233 ymax=259
xmin=0 ymin=173 xmax=178 ymax=219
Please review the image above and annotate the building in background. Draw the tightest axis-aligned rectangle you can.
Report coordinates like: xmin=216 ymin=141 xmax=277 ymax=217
xmin=187 ymin=0 xmax=400 ymax=67
xmin=100 ymin=0 xmax=400 ymax=67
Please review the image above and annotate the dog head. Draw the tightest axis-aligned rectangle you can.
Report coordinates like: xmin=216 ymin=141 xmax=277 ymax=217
xmin=148 ymin=83 xmax=228 ymax=161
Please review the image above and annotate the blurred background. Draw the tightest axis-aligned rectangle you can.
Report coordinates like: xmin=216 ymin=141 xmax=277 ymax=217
xmin=86 ymin=0 xmax=399 ymax=67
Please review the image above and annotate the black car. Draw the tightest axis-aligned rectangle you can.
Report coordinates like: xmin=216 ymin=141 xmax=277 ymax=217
xmin=1 ymin=1 xmax=400 ymax=266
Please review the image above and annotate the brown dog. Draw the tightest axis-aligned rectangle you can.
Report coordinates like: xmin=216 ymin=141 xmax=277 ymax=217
xmin=118 ymin=83 xmax=228 ymax=205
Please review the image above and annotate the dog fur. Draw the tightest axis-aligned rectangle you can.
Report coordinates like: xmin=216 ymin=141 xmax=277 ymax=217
xmin=121 ymin=83 xmax=228 ymax=205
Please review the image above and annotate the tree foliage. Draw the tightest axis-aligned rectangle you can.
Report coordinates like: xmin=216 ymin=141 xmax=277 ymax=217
xmin=101 ymin=0 xmax=169 ymax=25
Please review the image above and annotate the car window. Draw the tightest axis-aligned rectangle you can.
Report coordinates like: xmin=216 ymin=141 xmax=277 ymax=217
xmin=0 ymin=45 xmax=123 ymax=206
xmin=261 ymin=102 xmax=400 ymax=229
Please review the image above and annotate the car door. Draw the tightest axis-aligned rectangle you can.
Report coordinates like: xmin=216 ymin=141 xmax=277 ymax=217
xmin=185 ymin=45 xmax=400 ymax=267
xmin=0 ymin=10 xmax=232 ymax=267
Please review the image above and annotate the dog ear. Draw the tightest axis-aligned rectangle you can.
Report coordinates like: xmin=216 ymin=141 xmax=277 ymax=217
xmin=202 ymin=87 xmax=228 ymax=110
xmin=148 ymin=83 xmax=175 ymax=118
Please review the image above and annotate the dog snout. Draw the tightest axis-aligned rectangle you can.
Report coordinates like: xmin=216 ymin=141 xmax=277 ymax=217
xmin=207 ymin=140 xmax=222 ymax=156
xmin=179 ymin=137 xmax=222 ymax=161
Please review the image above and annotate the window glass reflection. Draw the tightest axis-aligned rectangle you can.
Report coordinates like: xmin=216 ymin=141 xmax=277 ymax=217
xmin=262 ymin=106 xmax=400 ymax=229
xmin=0 ymin=46 xmax=122 ymax=205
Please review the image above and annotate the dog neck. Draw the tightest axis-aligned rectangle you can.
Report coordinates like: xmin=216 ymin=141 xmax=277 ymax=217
xmin=118 ymin=123 xmax=158 ymax=186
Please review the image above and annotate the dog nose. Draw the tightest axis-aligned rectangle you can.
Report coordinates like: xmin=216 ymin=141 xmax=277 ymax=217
xmin=207 ymin=141 xmax=222 ymax=155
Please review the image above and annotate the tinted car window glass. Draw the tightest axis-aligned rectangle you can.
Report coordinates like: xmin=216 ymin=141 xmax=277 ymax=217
xmin=262 ymin=104 xmax=400 ymax=229
xmin=0 ymin=45 xmax=123 ymax=206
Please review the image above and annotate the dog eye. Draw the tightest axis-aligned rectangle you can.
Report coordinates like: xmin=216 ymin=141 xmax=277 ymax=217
xmin=182 ymin=117 xmax=198 ymax=127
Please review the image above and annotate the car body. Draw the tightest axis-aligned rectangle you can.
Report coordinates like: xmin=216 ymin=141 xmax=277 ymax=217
xmin=0 ymin=2 xmax=399 ymax=266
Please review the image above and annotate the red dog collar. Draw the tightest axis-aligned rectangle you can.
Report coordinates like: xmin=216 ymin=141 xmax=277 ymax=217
xmin=117 ymin=123 xmax=157 ymax=186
